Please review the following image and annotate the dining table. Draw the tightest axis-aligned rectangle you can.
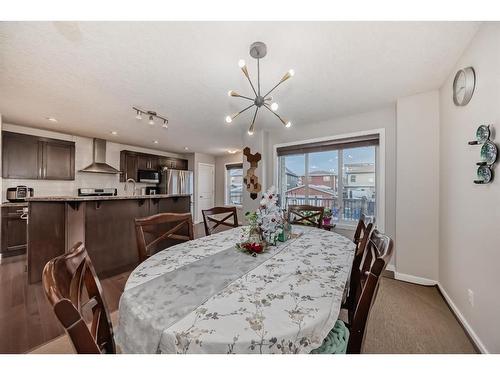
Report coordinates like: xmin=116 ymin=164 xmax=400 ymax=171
xmin=115 ymin=225 xmax=355 ymax=354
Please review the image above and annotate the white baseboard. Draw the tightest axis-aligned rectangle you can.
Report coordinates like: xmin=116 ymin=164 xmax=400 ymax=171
xmin=437 ymin=283 xmax=489 ymax=354
xmin=394 ymin=271 xmax=437 ymax=286
xmin=386 ymin=264 xmax=395 ymax=272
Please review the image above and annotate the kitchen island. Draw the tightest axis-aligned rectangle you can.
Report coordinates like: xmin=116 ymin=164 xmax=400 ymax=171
xmin=27 ymin=194 xmax=191 ymax=283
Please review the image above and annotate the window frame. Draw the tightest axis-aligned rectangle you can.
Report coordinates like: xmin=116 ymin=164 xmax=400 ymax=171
xmin=224 ymin=162 xmax=243 ymax=207
xmin=273 ymin=129 xmax=385 ymax=231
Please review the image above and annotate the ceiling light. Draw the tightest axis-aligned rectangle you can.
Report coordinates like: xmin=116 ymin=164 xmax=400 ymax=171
xmin=111 ymin=131 xmax=118 ymax=135
xmin=133 ymin=106 xmax=168 ymax=129
xmin=227 ymin=41 xmax=293 ymax=134
xmin=46 ymin=117 xmax=58 ymax=122
xmin=153 ymin=140 xmax=159 ymax=144
xmin=184 ymin=146 xmax=189 ymax=151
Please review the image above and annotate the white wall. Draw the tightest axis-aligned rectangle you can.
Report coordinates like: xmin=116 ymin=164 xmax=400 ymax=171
xmin=264 ymin=106 xmax=397 ymax=249
xmin=439 ymin=22 xmax=500 ymax=353
xmin=396 ymin=91 xmax=440 ymax=283
xmin=1 ymin=123 xmax=187 ymax=198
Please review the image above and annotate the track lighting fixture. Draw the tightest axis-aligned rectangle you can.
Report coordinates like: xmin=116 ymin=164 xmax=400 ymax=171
xmin=133 ymin=106 xmax=168 ymax=129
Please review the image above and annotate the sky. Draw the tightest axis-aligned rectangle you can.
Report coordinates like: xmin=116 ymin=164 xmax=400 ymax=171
xmin=285 ymin=146 xmax=375 ymax=175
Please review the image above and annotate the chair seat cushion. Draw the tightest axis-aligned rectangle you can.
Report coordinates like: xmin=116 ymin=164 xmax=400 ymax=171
xmin=310 ymin=319 xmax=350 ymax=354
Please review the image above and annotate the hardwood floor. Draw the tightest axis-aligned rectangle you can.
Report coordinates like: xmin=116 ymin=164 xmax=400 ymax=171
xmin=0 ymin=222 xmax=206 ymax=354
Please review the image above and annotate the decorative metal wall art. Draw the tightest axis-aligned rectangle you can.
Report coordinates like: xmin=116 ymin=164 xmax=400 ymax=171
xmin=243 ymin=147 xmax=262 ymax=200
xmin=469 ymin=125 xmax=498 ymax=184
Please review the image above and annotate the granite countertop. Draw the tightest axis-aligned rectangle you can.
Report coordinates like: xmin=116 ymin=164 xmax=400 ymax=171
xmin=26 ymin=194 xmax=191 ymax=202
xmin=0 ymin=202 xmax=29 ymax=207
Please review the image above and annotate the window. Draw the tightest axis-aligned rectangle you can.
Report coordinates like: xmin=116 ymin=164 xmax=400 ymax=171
xmin=225 ymin=163 xmax=243 ymax=206
xmin=277 ymin=134 xmax=378 ymax=226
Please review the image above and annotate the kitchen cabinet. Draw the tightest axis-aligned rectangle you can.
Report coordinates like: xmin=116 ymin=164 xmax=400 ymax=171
xmin=120 ymin=150 xmax=187 ymax=182
xmin=41 ymin=140 xmax=75 ymax=180
xmin=2 ymin=131 xmax=75 ymax=180
xmin=1 ymin=206 xmax=28 ymax=261
xmin=2 ymin=132 xmax=41 ymax=179
xmin=159 ymin=156 xmax=188 ymax=170
xmin=138 ymin=154 xmax=159 ymax=170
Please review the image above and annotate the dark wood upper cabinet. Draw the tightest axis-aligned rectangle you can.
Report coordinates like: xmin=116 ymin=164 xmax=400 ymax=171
xmin=120 ymin=150 xmax=187 ymax=182
xmin=2 ymin=132 xmax=41 ymax=179
xmin=41 ymin=141 xmax=75 ymax=180
xmin=2 ymin=131 xmax=75 ymax=180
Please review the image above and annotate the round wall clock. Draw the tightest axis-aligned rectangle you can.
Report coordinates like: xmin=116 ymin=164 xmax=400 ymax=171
xmin=453 ymin=67 xmax=475 ymax=106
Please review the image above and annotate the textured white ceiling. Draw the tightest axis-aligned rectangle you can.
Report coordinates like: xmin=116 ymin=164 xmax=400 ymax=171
xmin=0 ymin=21 xmax=480 ymax=155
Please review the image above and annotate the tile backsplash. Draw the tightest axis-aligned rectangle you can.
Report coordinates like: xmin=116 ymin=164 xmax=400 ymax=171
xmin=2 ymin=124 xmax=189 ymax=199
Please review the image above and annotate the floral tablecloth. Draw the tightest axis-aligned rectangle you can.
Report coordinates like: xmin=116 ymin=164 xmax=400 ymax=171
xmin=115 ymin=226 xmax=355 ymax=354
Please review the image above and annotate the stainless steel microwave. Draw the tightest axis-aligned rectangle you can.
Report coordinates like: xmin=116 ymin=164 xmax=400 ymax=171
xmin=137 ymin=170 xmax=160 ymax=184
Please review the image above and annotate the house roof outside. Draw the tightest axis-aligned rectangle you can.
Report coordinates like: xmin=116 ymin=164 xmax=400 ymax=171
xmin=286 ymin=184 xmax=336 ymax=196
xmin=344 ymin=163 xmax=375 ymax=174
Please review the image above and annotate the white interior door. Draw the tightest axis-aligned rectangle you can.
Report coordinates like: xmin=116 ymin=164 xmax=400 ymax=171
xmin=197 ymin=163 xmax=215 ymax=223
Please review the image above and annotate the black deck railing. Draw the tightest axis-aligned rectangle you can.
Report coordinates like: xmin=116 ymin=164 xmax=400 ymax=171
xmin=284 ymin=196 xmax=375 ymax=221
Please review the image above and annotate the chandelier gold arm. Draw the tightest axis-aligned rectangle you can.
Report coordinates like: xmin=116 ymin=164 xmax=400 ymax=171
xmin=241 ymin=65 xmax=258 ymax=97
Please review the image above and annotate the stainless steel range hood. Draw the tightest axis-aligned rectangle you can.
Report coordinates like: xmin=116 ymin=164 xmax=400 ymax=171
xmin=79 ymin=138 xmax=120 ymax=174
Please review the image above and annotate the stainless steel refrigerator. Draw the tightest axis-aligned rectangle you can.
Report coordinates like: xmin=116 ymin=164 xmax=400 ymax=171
xmin=159 ymin=169 xmax=194 ymax=214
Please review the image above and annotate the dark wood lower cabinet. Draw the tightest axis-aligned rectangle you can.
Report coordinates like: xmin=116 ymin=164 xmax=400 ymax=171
xmin=1 ymin=206 xmax=28 ymax=261
xmin=27 ymin=196 xmax=191 ymax=283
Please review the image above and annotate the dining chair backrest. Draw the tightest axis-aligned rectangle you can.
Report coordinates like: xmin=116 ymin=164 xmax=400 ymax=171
xmin=344 ymin=215 xmax=374 ymax=318
xmin=135 ymin=212 xmax=194 ymax=262
xmin=347 ymin=229 xmax=393 ymax=354
xmin=287 ymin=205 xmax=324 ymax=228
xmin=201 ymin=206 xmax=239 ymax=236
xmin=42 ymin=242 xmax=115 ymax=354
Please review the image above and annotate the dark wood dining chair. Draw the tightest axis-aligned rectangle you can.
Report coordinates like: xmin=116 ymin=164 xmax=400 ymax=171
xmin=42 ymin=242 xmax=116 ymax=354
xmin=343 ymin=214 xmax=374 ymax=315
xmin=345 ymin=229 xmax=393 ymax=354
xmin=287 ymin=205 xmax=324 ymax=228
xmin=201 ymin=206 xmax=239 ymax=236
xmin=135 ymin=212 xmax=194 ymax=262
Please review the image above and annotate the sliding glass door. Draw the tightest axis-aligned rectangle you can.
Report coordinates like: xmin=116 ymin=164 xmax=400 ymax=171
xmin=277 ymin=136 xmax=377 ymax=227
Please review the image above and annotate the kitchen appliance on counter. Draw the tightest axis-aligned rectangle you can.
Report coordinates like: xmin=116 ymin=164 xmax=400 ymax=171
xmin=142 ymin=186 xmax=160 ymax=195
xmin=78 ymin=188 xmax=118 ymax=197
xmin=138 ymin=169 xmax=160 ymax=184
xmin=6 ymin=186 xmax=34 ymax=202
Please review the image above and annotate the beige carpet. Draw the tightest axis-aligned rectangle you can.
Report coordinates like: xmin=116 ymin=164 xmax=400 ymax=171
xmin=363 ymin=277 xmax=476 ymax=353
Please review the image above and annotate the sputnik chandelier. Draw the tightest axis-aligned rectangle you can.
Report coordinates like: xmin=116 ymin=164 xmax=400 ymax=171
xmin=133 ymin=106 xmax=169 ymax=128
xmin=226 ymin=41 xmax=294 ymax=135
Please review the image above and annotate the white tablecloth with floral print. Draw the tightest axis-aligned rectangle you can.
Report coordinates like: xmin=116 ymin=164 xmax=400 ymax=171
xmin=115 ymin=226 xmax=355 ymax=354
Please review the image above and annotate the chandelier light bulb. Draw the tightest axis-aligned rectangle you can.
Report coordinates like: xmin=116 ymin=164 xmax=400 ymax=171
xmin=148 ymin=116 xmax=155 ymax=125
xmin=247 ymin=129 xmax=254 ymax=136
xmin=270 ymin=102 xmax=279 ymax=111
xmin=288 ymin=69 xmax=295 ymax=77
xmin=135 ymin=111 xmax=142 ymax=120
xmin=238 ymin=59 xmax=246 ymax=68
xmin=285 ymin=121 xmax=292 ymax=128
xmin=162 ymin=120 xmax=168 ymax=129
xmin=225 ymin=115 xmax=232 ymax=124
xmin=228 ymin=90 xmax=234 ymax=97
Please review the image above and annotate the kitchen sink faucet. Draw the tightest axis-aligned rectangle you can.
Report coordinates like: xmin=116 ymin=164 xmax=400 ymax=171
xmin=124 ymin=178 xmax=137 ymax=196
